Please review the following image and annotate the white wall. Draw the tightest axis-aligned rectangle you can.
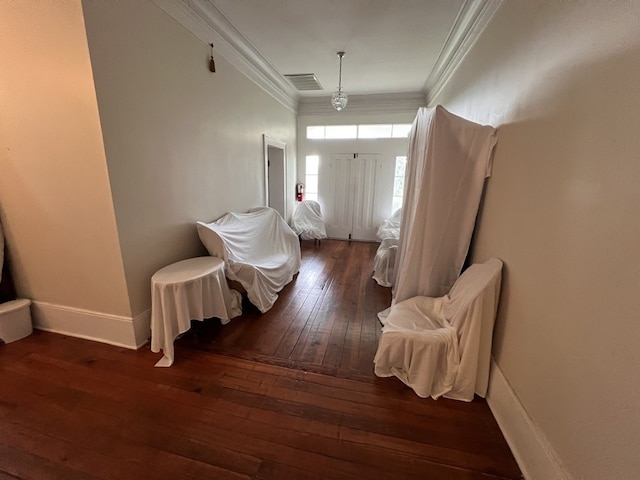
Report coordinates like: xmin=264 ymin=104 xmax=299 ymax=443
xmin=0 ymin=2 xmax=131 ymax=318
xmin=0 ymin=0 xmax=296 ymax=348
xmin=437 ymin=2 xmax=640 ymax=479
xmin=82 ymin=0 xmax=297 ymax=317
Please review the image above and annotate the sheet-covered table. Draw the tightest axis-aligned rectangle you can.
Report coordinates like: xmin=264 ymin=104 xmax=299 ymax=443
xmin=150 ymin=256 xmax=241 ymax=367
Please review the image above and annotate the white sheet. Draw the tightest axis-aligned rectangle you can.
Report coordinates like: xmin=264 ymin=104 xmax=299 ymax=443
xmin=197 ymin=207 xmax=301 ymax=313
xmin=150 ymin=256 xmax=242 ymax=367
xmin=291 ymin=200 xmax=327 ymax=240
xmin=374 ymin=258 xmax=503 ymax=401
xmin=374 ymin=296 xmax=459 ymax=398
xmin=376 ymin=208 xmax=402 ymax=241
xmin=373 ymin=208 xmax=402 ymax=287
xmin=393 ymin=106 xmax=497 ymax=302
xmin=373 ymin=240 xmax=397 ymax=288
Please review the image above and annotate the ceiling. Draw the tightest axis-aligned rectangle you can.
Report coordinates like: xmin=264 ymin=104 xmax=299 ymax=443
xmin=211 ymin=0 xmax=465 ymax=97
xmin=153 ymin=0 xmax=503 ymax=111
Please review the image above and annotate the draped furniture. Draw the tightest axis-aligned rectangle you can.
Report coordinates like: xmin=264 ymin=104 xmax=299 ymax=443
xmin=150 ymin=256 xmax=242 ymax=367
xmin=197 ymin=207 xmax=301 ymax=313
xmin=291 ymin=200 xmax=327 ymax=245
xmin=374 ymin=258 xmax=503 ymax=401
xmin=393 ymin=106 xmax=498 ymax=303
xmin=372 ymin=208 xmax=401 ymax=287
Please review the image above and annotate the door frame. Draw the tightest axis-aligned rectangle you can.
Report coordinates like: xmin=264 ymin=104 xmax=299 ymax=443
xmin=263 ymin=135 xmax=287 ymax=219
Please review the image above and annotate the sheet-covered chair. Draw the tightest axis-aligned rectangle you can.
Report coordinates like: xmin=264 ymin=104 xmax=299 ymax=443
xmin=373 ymin=258 xmax=503 ymax=401
xmin=291 ymin=200 xmax=327 ymax=244
xmin=372 ymin=208 xmax=402 ymax=287
xmin=196 ymin=207 xmax=301 ymax=313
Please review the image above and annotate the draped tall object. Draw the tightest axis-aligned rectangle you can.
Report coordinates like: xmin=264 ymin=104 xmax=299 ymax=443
xmin=393 ymin=106 xmax=497 ymax=303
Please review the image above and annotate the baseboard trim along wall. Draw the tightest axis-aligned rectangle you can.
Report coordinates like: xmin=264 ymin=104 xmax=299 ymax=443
xmin=133 ymin=309 xmax=151 ymax=349
xmin=31 ymin=301 xmax=150 ymax=350
xmin=486 ymin=358 xmax=571 ymax=480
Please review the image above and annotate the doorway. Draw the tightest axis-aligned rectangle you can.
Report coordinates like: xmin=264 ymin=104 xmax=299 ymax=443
xmin=263 ymin=135 xmax=287 ymax=219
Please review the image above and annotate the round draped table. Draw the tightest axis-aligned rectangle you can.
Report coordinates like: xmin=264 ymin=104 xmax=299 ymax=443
xmin=150 ymin=256 xmax=242 ymax=367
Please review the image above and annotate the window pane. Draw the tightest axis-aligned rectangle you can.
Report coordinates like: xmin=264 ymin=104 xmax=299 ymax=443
xmin=305 ymin=174 xmax=318 ymax=193
xmin=358 ymin=124 xmax=392 ymax=139
xmin=392 ymin=124 xmax=412 ymax=138
xmin=306 ymin=155 xmax=319 ymax=174
xmin=393 ymin=176 xmax=405 ymax=196
xmin=307 ymin=126 xmax=325 ymax=139
xmin=392 ymin=196 xmax=403 ymax=212
xmin=395 ymin=156 xmax=407 ymax=176
xmin=325 ymin=125 xmax=357 ymax=139
xmin=306 ymin=193 xmax=318 ymax=202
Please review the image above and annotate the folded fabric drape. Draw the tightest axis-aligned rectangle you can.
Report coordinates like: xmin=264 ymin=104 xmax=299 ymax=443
xmin=374 ymin=258 xmax=503 ymax=401
xmin=197 ymin=207 xmax=301 ymax=313
xmin=372 ymin=208 xmax=402 ymax=287
xmin=393 ymin=105 xmax=498 ymax=303
xmin=291 ymin=200 xmax=327 ymax=240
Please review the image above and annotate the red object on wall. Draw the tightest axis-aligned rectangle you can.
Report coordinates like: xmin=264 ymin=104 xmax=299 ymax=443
xmin=296 ymin=183 xmax=304 ymax=202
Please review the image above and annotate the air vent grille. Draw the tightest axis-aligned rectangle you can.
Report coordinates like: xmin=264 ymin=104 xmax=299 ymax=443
xmin=284 ymin=74 xmax=323 ymax=91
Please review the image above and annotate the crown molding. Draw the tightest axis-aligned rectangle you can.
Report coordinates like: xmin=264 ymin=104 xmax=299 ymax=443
xmin=150 ymin=0 xmax=299 ymax=113
xmin=423 ymin=0 xmax=503 ymax=105
xmin=298 ymin=92 xmax=427 ymax=116
xmin=151 ymin=0 xmax=502 ymax=115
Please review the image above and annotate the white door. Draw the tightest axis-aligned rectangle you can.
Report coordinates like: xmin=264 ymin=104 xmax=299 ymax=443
xmin=320 ymin=153 xmax=380 ymax=241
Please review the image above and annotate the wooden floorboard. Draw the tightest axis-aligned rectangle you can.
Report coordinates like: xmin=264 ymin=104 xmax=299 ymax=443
xmin=0 ymin=239 xmax=521 ymax=479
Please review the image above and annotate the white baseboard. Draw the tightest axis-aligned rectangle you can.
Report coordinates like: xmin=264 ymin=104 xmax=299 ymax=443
xmin=487 ymin=358 xmax=571 ymax=480
xmin=132 ymin=309 xmax=151 ymax=348
xmin=31 ymin=301 xmax=150 ymax=350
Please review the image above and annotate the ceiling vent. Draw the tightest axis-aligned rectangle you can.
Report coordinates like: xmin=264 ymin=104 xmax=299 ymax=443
xmin=284 ymin=74 xmax=323 ymax=91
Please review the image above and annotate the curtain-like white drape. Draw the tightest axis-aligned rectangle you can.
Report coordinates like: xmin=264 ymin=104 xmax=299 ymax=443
xmin=392 ymin=106 xmax=497 ymax=303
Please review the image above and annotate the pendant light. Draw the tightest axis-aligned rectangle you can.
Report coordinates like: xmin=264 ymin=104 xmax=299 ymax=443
xmin=330 ymin=51 xmax=348 ymax=111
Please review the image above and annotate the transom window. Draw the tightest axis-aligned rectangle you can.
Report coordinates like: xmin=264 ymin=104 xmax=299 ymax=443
xmin=306 ymin=124 xmax=412 ymax=140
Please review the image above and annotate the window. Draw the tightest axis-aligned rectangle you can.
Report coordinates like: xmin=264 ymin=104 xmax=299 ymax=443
xmin=324 ymin=125 xmax=358 ymax=139
xmin=306 ymin=126 xmax=325 ymax=139
xmin=305 ymin=155 xmax=319 ymax=201
xmin=306 ymin=124 xmax=412 ymax=140
xmin=358 ymin=124 xmax=392 ymax=139
xmin=392 ymin=156 xmax=407 ymax=212
xmin=391 ymin=124 xmax=412 ymax=138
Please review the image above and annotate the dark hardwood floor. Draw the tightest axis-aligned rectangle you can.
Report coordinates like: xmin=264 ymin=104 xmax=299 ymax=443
xmin=180 ymin=240 xmax=390 ymax=381
xmin=0 ymin=239 xmax=521 ymax=480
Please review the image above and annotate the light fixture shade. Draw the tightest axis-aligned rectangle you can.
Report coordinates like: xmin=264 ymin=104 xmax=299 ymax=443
xmin=331 ymin=91 xmax=348 ymax=111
